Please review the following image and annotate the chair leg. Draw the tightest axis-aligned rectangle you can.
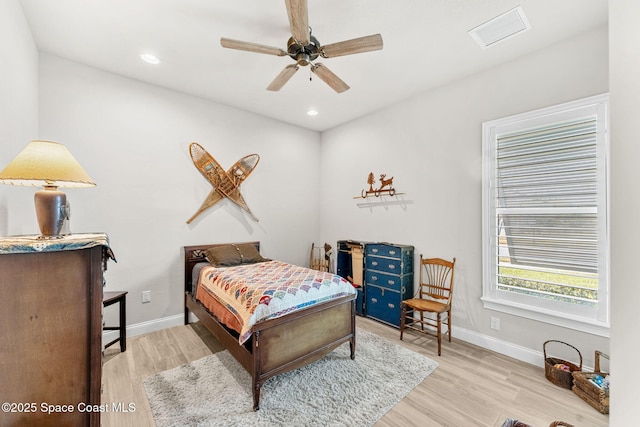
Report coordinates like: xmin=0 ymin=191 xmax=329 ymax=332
xmin=119 ymin=294 xmax=127 ymax=352
xmin=437 ymin=312 xmax=442 ymax=356
xmin=399 ymin=303 xmax=406 ymax=340
xmin=447 ymin=308 xmax=452 ymax=342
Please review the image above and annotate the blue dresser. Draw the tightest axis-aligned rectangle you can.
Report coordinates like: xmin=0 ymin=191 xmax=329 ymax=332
xmin=364 ymin=243 xmax=414 ymax=327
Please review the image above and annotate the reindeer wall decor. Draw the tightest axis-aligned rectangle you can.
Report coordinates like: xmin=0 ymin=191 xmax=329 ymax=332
xmin=355 ymin=171 xmax=402 ymax=198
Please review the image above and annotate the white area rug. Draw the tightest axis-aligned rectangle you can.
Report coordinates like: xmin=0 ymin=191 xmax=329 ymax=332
xmin=144 ymin=328 xmax=437 ymax=426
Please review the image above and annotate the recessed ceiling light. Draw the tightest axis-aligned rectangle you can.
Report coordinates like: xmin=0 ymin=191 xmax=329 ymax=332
xmin=140 ymin=53 xmax=160 ymax=64
xmin=468 ymin=6 xmax=531 ymax=49
xmin=307 ymin=110 xmax=318 ymax=116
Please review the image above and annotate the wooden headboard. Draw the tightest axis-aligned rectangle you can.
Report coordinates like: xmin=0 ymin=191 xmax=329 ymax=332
xmin=183 ymin=242 xmax=260 ymax=295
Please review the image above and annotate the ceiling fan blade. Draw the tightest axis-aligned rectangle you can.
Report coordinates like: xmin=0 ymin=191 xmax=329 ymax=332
xmin=311 ymin=63 xmax=350 ymax=93
xmin=220 ymin=38 xmax=287 ymax=56
xmin=320 ymin=34 xmax=383 ymax=58
xmin=285 ymin=0 xmax=309 ymax=45
xmin=267 ymin=64 xmax=300 ymax=91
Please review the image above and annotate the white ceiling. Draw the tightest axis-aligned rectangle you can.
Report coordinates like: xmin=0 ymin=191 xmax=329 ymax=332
xmin=18 ymin=0 xmax=607 ymax=132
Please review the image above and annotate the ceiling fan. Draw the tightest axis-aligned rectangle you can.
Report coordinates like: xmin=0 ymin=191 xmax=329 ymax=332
xmin=220 ymin=0 xmax=383 ymax=93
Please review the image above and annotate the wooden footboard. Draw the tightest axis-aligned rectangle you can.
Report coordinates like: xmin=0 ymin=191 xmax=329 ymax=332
xmin=251 ymin=295 xmax=356 ymax=409
xmin=183 ymin=243 xmax=356 ymax=411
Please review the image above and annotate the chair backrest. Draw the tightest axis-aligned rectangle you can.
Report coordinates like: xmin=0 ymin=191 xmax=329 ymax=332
xmin=310 ymin=243 xmax=330 ymax=272
xmin=418 ymin=256 xmax=456 ymax=305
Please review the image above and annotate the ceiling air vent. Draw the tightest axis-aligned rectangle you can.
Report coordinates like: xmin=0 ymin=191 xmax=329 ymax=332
xmin=468 ymin=6 xmax=531 ymax=49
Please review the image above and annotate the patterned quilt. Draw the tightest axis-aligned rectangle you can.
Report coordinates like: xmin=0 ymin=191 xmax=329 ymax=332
xmin=196 ymin=260 xmax=356 ymax=344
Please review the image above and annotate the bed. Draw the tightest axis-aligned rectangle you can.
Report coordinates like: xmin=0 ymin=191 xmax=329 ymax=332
xmin=183 ymin=242 xmax=357 ymax=410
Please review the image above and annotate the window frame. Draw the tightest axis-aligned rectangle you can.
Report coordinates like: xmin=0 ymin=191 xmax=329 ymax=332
xmin=481 ymin=94 xmax=610 ymax=337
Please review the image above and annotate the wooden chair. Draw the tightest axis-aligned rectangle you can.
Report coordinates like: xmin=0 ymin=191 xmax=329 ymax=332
xmin=400 ymin=255 xmax=456 ymax=356
xmin=309 ymin=243 xmax=330 ymax=272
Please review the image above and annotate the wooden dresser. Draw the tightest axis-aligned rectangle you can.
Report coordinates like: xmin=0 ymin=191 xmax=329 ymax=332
xmin=0 ymin=233 xmax=113 ymax=427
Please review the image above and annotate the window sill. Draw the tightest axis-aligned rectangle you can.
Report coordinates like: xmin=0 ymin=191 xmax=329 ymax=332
xmin=481 ymin=296 xmax=610 ymax=338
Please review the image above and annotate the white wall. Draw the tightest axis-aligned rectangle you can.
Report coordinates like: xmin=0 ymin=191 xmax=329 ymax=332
xmin=0 ymin=0 xmax=38 ymax=235
xmin=609 ymin=0 xmax=640 ymax=423
xmin=320 ymin=27 xmax=609 ymax=367
xmin=30 ymin=54 xmax=322 ymax=326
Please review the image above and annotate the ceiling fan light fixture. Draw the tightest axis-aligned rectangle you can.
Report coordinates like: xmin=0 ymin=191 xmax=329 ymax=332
xmin=307 ymin=109 xmax=318 ymax=116
xmin=297 ymin=53 xmax=311 ymax=66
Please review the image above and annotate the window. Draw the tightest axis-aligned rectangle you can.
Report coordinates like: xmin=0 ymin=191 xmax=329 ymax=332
xmin=482 ymin=94 xmax=609 ymax=336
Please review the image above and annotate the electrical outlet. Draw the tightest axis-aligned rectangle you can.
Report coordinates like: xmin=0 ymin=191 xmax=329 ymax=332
xmin=490 ymin=316 xmax=500 ymax=330
xmin=142 ymin=290 xmax=151 ymax=303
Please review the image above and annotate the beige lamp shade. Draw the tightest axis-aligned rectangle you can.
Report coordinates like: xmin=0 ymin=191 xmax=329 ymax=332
xmin=0 ymin=140 xmax=96 ymax=237
xmin=0 ymin=140 xmax=96 ymax=188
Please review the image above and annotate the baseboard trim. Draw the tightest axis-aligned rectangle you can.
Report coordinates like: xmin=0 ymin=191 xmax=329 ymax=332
xmin=453 ymin=326 xmax=543 ymax=367
xmin=458 ymin=328 xmax=597 ymax=371
xmin=102 ymin=313 xmax=184 ymax=345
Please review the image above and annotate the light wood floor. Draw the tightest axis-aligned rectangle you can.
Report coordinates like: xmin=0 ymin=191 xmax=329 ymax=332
xmin=101 ymin=317 xmax=609 ymax=427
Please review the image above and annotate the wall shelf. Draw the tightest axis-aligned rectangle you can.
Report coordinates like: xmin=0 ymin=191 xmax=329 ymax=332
xmin=353 ymin=192 xmax=406 ymax=200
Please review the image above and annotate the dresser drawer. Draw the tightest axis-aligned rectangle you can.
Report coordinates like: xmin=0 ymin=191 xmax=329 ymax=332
xmin=366 ymin=270 xmax=413 ymax=293
xmin=365 ymin=269 xmax=400 ymax=291
xmin=366 ymin=244 xmax=403 ymax=258
xmin=366 ymin=285 xmax=402 ymax=327
xmin=365 ymin=255 xmax=401 ymax=274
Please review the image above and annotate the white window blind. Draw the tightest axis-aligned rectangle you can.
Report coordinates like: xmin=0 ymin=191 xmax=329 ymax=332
xmin=497 ymin=118 xmax=598 ymax=304
xmin=482 ymin=94 xmax=609 ymax=335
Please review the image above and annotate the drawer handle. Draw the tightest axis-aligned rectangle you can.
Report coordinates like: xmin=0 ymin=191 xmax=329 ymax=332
xmin=371 ymin=298 xmax=378 ymax=303
xmin=388 ymin=264 xmax=395 ymax=270
xmin=388 ymin=280 xmax=395 ymax=285
xmin=372 ymin=261 xmax=378 ymax=266
xmin=372 ymin=275 xmax=378 ymax=280
xmin=389 ymin=250 xmax=397 ymax=255
xmin=371 ymin=248 xmax=379 ymax=253
xmin=388 ymin=303 xmax=395 ymax=309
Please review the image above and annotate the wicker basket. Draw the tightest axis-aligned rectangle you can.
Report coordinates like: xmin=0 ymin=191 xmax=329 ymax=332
xmin=544 ymin=340 xmax=582 ymax=389
xmin=572 ymin=351 xmax=609 ymax=414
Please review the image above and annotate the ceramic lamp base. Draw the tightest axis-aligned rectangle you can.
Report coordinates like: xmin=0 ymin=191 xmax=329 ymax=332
xmin=34 ymin=187 xmax=68 ymax=237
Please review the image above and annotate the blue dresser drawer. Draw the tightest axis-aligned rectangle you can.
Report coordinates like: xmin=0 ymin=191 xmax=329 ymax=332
xmin=365 ymin=256 xmax=401 ymax=274
xmin=366 ymin=244 xmax=404 ymax=258
xmin=365 ymin=270 xmax=402 ymax=291
xmin=365 ymin=270 xmax=414 ymax=295
xmin=366 ymin=285 xmax=402 ymax=327
xmin=365 ymin=243 xmax=414 ymax=275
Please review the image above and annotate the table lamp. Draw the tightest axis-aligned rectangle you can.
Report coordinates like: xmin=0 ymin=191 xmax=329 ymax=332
xmin=0 ymin=140 xmax=96 ymax=237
